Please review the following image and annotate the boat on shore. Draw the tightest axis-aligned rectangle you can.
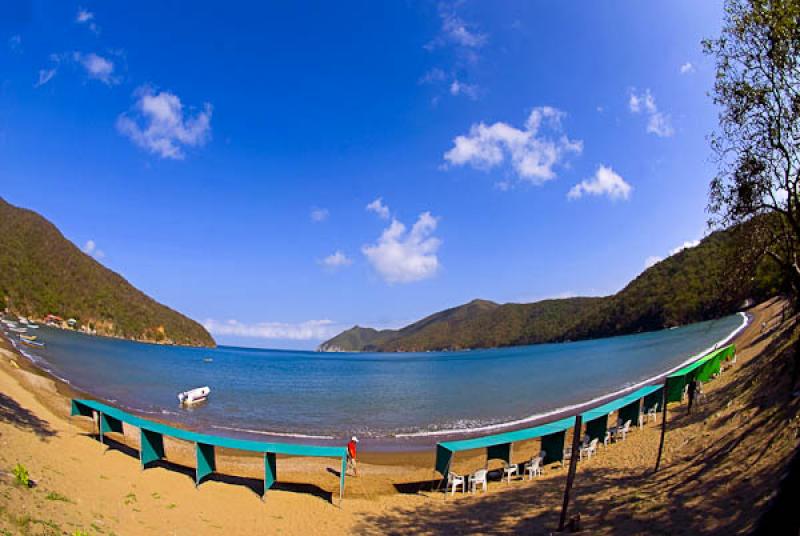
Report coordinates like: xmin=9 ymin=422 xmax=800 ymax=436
xmin=178 ymin=386 xmax=211 ymax=405
xmin=20 ymin=338 xmax=45 ymax=348
xmin=9 ymin=327 xmax=27 ymax=333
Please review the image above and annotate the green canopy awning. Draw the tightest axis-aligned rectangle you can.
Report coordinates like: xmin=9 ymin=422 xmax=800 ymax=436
xmin=71 ymin=399 xmax=348 ymax=500
xmin=435 ymin=416 xmax=576 ymax=474
xmin=580 ymin=384 xmax=663 ymax=422
xmin=666 ymin=344 xmax=735 ymax=402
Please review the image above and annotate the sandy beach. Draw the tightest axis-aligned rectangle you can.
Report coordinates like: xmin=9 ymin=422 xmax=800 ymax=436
xmin=0 ymin=298 xmax=797 ymax=535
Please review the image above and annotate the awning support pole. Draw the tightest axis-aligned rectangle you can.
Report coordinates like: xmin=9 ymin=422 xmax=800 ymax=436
xmin=654 ymin=386 xmax=668 ymax=472
xmin=558 ymin=415 xmax=582 ymax=532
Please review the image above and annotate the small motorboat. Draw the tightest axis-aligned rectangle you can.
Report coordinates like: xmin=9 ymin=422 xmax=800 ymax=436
xmin=203 ymin=357 xmax=213 ymax=363
xmin=178 ymin=386 xmax=210 ymax=405
xmin=9 ymin=327 xmax=27 ymax=333
xmin=20 ymin=339 xmax=44 ymax=348
xmin=20 ymin=334 xmax=37 ymax=341
xmin=27 ymin=324 xmax=39 ymax=329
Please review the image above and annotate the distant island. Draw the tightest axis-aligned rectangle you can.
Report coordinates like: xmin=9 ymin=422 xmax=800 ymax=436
xmin=320 ymin=217 xmax=784 ymax=352
xmin=0 ymin=198 xmax=215 ymax=347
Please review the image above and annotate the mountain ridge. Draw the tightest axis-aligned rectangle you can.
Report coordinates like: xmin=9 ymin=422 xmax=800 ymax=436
xmin=319 ymin=219 xmax=783 ymax=352
xmin=0 ymin=197 xmax=215 ymax=347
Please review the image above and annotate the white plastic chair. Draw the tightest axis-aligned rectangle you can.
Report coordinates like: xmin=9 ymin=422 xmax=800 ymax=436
xmin=525 ymin=456 xmax=543 ymax=479
xmin=615 ymin=420 xmax=632 ymax=441
xmin=603 ymin=430 xmax=612 ymax=447
xmin=502 ymin=462 xmax=519 ymax=483
xmin=470 ymin=469 xmax=488 ymax=493
xmin=579 ymin=438 xmax=598 ymax=461
xmin=647 ymin=403 xmax=659 ymax=424
xmin=447 ymin=471 xmax=465 ymax=495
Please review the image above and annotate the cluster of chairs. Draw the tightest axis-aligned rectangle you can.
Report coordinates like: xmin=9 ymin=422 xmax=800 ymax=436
xmin=444 ymin=404 xmax=662 ymax=496
xmin=446 ymin=450 xmax=547 ymax=495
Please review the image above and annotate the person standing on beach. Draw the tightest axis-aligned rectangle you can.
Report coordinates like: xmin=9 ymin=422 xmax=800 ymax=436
xmin=687 ymin=378 xmax=698 ymax=415
xmin=347 ymin=436 xmax=359 ymax=476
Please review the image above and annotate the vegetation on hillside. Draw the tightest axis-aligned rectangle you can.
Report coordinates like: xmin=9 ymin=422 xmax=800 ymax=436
xmin=320 ymin=218 xmax=785 ymax=352
xmin=0 ymin=198 xmax=215 ymax=347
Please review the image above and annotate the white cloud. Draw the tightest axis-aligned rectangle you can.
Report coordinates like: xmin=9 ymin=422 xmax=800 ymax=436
xmin=430 ymin=7 xmax=487 ymax=49
xmin=669 ymin=240 xmax=700 ymax=256
xmin=34 ymin=68 xmax=57 ymax=88
xmin=204 ymin=319 xmax=340 ymax=341
xmin=76 ymin=8 xmax=98 ymax=33
xmin=76 ymin=8 xmax=94 ymax=23
xmin=419 ymin=68 xmax=446 ymax=85
xmin=366 ymin=197 xmax=390 ymax=219
xmin=680 ymin=62 xmax=695 ymax=74
xmin=449 ymin=79 xmax=478 ymax=100
xmin=116 ymin=86 xmax=213 ymax=160
xmin=644 ymin=238 xmax=701 ymax=270
xmin=629 ymin=88 xmax=674 ymax=137
xmin=647 ymin=112 xmax=675 ymax=137
xmin=644 ymin=255 xmax=663 ymax=269
xmin=362 ymin=212 xmax=441 ymax=283
xmin=443 ymin=106 xmax=582 ymax=185
xmin=568 ymin=165 xmax=632 ymax=201
xmin=73 ymin=52 xmax=117 ymax=85
xmin=82 ymin=239 xmax=105 ymax=259
xmin=310 ymin=207 xmax=329 ymax=222
xmin=321 ymin=250 xmax=353 ymax=269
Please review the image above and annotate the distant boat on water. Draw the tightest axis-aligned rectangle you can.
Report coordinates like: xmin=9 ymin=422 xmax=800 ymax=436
xmin=20 ymin=338 xmax=44 ymax=348
xmin=178 ymin=386 xmax=211 ymax=405
xmin=20 ymin=334 xmax=37 ymax=341
xmin=9 ymin=327 xmax=27 ymax=333
xmin=203 ymin=357 xmax=213 ymax=363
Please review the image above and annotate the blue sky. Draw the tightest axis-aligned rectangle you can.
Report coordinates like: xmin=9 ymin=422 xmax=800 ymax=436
xmin=1 ymin=1 xmax=724 ymax=349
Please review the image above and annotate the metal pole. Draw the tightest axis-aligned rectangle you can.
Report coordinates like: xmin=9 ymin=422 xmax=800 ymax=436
xmin=654 ymin=387 xmax=668 ymax=472
xmin=558 ymin=415 xmax=582 ymax=532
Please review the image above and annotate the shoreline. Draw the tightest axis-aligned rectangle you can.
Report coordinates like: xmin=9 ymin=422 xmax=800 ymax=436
xmin=0 ymin=312 xmax=750 ymax=453
xmin=0 ymin=297 xmax=795 ymax=534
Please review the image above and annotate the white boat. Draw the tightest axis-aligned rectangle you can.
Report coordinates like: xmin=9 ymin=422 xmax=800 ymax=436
xmin=9 ymin=327 xmax=27 ymax=333
xmin=27 ymin=324 xmax=39 ymax=329
xmin=178 ymin=386 xmax=210 ymax=405
xmin=2 ymin=320 xmax=17 ymax=327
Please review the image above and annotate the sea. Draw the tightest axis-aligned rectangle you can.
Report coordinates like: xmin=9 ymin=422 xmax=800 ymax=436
xmin=5 ymin=313 xmax=746 ymax=447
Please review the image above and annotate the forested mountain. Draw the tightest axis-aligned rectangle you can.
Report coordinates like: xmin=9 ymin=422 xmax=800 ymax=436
xmin=320 ymin=219 xmax=783 ymax=352
xmin=0 ymin=198 xmax=215 ymax=347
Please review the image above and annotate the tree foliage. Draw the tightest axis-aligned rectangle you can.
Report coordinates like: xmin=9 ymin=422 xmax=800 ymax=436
xmin=704 ymin=0 xmax=800 ymax=303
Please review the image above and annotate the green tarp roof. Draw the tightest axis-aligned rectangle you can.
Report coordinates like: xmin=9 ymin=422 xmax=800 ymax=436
xmin=438 ymin=415 xmax=576 ymax=453
xmin=580 ymin=384 xmax=663 ymax=422
xmin=73 ymin=399 xmax=346 ymax=458
xmin=668 ymin=344 xmax=734 ymax=379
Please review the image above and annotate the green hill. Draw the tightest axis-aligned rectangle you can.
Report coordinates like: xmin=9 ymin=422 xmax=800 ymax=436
xmin=0 ymin=198 xmax=215 ymax=347
xmin=320 ymin=219 xmax=783 ymax=352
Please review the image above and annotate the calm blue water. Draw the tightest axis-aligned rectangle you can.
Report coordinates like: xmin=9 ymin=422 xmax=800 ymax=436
xmin=8 ymin=314 xmax=744 ymax=442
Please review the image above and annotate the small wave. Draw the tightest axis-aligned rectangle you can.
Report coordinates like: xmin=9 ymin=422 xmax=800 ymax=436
xmin=397 ymin=312 xmax=750 ymax=439
xmin=211 ymin=424 xmax=335 ymax=440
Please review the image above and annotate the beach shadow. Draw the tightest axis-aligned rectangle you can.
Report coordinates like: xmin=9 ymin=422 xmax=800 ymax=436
xmin=326 ymin=467 xmax=342 ymax=478
xmin=202 ymin=472 xmax=265 ymax=497
xmin=0 ymin=392 xmax=55 ymax=439
xmin=271 ymin=481 xmax=334 ymax=503
xmin=393 ymin=479 xmax=440 ymax=495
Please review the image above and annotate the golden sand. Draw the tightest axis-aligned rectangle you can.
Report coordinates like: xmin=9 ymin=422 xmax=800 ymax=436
xmin=0 ymin=298 xmax=796 ymax=534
